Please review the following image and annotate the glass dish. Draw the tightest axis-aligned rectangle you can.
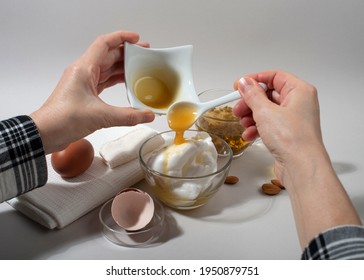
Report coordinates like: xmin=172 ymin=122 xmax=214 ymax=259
xmin=139 ymin=130 xmax=233 ymax=210
xmin=99 ymin=196 xmax=165 ymax=247
xmin=195 ymin=89 xmax=252 ymax=158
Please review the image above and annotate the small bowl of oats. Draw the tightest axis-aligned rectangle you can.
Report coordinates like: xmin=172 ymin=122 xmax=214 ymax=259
xmin=195 ymin=89 xmax=252 ymax=158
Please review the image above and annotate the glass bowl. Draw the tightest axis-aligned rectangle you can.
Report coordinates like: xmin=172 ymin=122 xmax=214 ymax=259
xmin=139 ymin=130 xmax=233 ymax=210
xmin=99 ymin=196 xmax=165 ymax=247
xmin=195 ymin=89 xmax=252 ymax=157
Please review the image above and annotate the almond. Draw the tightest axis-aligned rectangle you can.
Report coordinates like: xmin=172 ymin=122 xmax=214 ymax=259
xmin=262 ymin=183 xmax=281 ymax=195
xmin=225 ymin=175 xmax=239 ymax=185
xmin=271 ymin=179 xmax=285 ymax=190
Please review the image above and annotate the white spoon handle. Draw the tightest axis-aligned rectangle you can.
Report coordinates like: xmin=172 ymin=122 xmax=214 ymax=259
xmin=200 ymin=82 xmax=267 ymax=112
xmin=201 ymin=91 xmax=241 ymax=110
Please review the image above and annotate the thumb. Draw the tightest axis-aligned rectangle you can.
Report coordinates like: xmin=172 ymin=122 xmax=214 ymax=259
xmin=104 ymin=106 xmax=155 ymax=127
xmin=238 ymin=77 xmax=269 ymax=110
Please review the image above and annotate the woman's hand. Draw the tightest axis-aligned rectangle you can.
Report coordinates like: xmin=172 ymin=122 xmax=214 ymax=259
xmin=233 ymin=70 xmax=361 ymax=248
xmin=232 ymin=70 xmax=322 ymax=180
xmin=30 ymin=30 xmax=155 ymax=154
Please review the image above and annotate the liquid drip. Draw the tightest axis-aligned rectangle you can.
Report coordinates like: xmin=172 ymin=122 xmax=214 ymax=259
xmin=167 ymin=103 xmax=197 ymax=144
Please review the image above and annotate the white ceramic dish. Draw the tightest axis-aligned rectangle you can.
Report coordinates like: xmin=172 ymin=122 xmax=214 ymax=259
xmin=124 ymin=42 xmax=199 ymax=115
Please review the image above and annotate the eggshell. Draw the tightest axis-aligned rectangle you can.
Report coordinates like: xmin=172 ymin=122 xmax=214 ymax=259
xmin=51 ymin=138 xmax=94 ymax=178
xmin=111 ymin=188 xmax=155 ymax=231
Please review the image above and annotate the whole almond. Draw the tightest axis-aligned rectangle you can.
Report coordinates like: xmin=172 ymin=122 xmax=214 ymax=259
xmin=262 ymin=183 xmax=281 ymax=195
xmin=271 ymin=179 xmax=285 ymax=190
xmin=225 ymin=175 xmax=239 ymax=185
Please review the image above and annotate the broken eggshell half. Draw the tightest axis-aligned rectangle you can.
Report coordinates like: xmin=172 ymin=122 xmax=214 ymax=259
xmin=111 ymin=188 xmax=155 ymax=231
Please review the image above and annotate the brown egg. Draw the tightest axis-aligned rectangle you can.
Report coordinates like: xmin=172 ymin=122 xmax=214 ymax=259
xmin=51 ymin=138 xmax=94 ymax=178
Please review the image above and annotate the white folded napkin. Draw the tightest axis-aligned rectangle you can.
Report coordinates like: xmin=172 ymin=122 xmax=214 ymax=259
xmin=99 ymin=126 xmax=163 ymax=168
xmin=7 ymin=125 xmax=162 ymax=229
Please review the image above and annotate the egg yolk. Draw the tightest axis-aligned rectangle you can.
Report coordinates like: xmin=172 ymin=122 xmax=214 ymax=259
xmin=134 ymin=76 xmax=174 ymax=109
xmin=167 ymin=103 xmax=198 ymax=144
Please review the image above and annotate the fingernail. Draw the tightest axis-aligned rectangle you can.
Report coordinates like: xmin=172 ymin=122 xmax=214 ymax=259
xmin=238 ymin=77 xmax=255 ymax=95
xmin=143 ymin=110 xmax=155 ymax=122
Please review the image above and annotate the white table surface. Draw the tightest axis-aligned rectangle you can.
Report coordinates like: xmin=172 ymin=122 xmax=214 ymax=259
xmin=1 ymin=0 xmax=364 ymax=260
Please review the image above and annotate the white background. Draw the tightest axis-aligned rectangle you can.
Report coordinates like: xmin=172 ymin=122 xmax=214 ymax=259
xmin=1 ymin=0 xmax=364 ymax=260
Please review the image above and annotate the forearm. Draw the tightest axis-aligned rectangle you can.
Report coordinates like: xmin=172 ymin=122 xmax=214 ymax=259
xmin=282 ymin=144 xmax=362 ymax=249
xmin=0 ymin=116 xmax=48 ymax=202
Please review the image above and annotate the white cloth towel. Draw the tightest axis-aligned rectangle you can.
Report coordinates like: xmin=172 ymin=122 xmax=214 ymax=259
xmin=7 ymin=125 xmax=162 ymax=229
xmin=99 ymin=126 xmax=163 ymax=168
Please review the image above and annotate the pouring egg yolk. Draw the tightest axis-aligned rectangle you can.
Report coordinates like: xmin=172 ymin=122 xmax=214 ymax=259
xmin=134 ymin=75 xmax=198 ymax=145
xmin=167 ymin=103 xmax=198 ymax=144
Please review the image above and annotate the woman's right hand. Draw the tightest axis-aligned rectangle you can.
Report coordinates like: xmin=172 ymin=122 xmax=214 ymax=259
xmin=233 ymin=70 xmax=361 ymax=248
xmin=232 ymin=70 xmax=323 ymax=181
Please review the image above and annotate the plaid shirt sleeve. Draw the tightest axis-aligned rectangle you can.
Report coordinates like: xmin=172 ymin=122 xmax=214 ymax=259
xmin=0 ymin=115 xmax=47 ymax=202
xmin=301 ymin=225 xmax=364 ymax=259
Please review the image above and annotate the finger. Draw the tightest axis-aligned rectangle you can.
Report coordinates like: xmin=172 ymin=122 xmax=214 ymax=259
xmin=238 ymin=77 xmax=272 ymax=112
xmin=240 ymin=115 xmax=255 ymax=128
xmin=99 ymin=61 xmax=124 ymax=83
xmin=100 ymin=41 xmax=150 ymax=69
xmin=94 ymin=30 xmax=140 ymax=51
xmin=106 ymin=106 xmax=155 ymax=127
xmin=233 ymin=79 xmax=239 ymax=90
xmin=271 ymin=90 xmax=281 ymax=104
xmin=234 ymin=76 xmax=278 ymax=105
xmin=242 ymin=126 xmax=259 ymax=142
xmin=245 ymin=70 xmax=306 ymax=97
xmin=99 ymin=48 xmax=124 ymax=69
xmin=97 ymin=74 xmax=124 ymax=94
xmin=136 ymin=41 xmax=150 ymax=48
xmin=97 ymin=41 xmax=151 ymax=81
xmin=83 ymin=30 xmax=140 ymax=65
xmin=232 ymin=99 xmax=251 ymax=118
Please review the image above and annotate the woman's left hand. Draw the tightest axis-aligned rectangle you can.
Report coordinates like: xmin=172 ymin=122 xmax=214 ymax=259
xmin=30 ymin=30 xmax=155 ymax=153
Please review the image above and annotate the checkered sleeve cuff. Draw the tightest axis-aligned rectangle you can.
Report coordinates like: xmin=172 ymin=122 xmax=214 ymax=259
xmin=301 ymin=225 xmax=364 ymax=259
xmin=0 ymin=115 xmax=47 ymax=202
